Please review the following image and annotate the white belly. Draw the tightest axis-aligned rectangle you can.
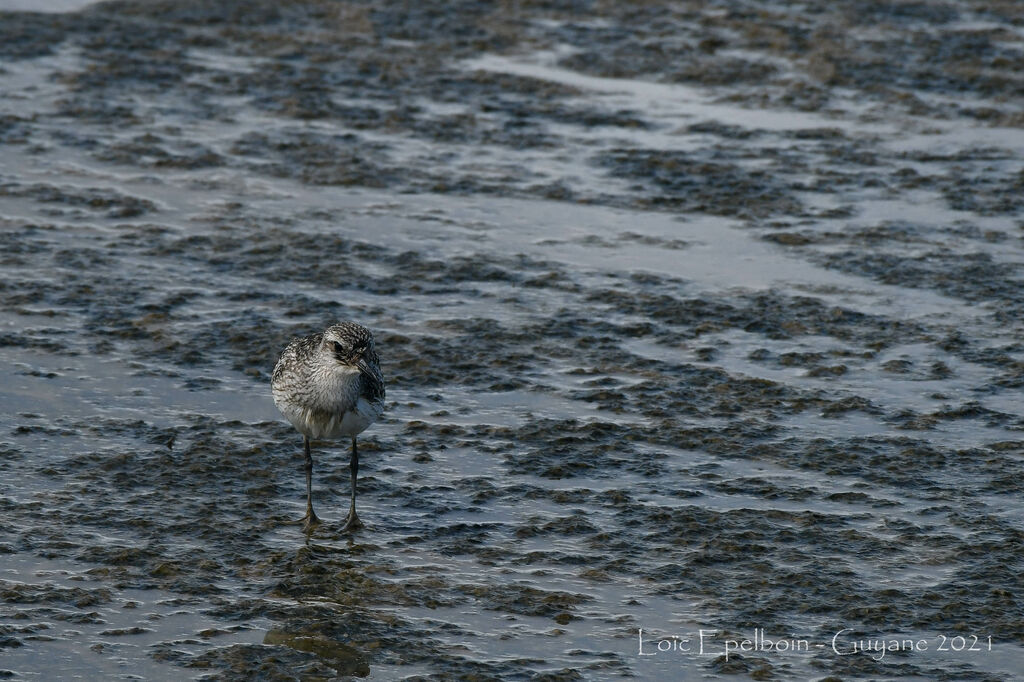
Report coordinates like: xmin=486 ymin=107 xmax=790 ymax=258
xmin=279 ymin=396 xmax=383 ymax=441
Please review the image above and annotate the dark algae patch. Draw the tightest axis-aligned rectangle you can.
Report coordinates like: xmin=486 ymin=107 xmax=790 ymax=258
xmin=2 ymin=0 xmax=1024 ymax=680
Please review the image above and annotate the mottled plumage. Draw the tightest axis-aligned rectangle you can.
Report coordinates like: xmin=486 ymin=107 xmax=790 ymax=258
xmin=272 ymin=321 xmax=385 ymax=532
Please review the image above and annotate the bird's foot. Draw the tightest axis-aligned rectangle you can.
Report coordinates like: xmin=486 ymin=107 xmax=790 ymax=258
xmin=340 ymin=511 xmax=363 ymax=533
xmin=297 ymin=509 xmax=321 ymax=533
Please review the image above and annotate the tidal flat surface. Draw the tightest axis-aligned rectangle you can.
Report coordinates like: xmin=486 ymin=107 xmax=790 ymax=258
xmin=2 ymin=1 xmax=1024 ymax=680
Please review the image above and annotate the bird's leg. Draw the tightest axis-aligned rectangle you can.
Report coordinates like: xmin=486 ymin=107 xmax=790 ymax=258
xmin=341 ymin=436 xmax=363 ymax=532
xmin=300 ymin=436 xmax=320 ymax=531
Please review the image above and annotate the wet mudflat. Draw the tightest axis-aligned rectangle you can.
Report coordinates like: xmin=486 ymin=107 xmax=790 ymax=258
xmin=2 ymin=0 xmax=1024 ymax=679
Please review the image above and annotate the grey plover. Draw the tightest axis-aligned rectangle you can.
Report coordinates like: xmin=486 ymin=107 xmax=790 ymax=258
xmin=271 ymin=321 xmax=386 ymax=532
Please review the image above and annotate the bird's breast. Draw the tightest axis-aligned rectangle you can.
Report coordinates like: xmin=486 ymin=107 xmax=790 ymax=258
xmin=273 ymin=364 xmax=382 ymax=441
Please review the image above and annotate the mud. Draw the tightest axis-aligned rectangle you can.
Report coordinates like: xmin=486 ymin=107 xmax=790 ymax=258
xmin=2 ymin=0 xmax=1024 ymax=680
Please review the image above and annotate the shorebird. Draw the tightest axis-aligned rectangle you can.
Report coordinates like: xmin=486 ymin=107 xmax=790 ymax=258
xmin=271 ymin=321 xmax=385 ymax=532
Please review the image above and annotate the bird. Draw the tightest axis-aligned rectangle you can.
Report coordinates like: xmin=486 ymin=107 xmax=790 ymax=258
xmin=271 ymin=321 xmax=385 ymax=533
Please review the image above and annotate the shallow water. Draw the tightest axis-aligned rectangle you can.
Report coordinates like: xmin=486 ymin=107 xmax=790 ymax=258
xmin=2 ymin=1 xmax=1024 ymax=680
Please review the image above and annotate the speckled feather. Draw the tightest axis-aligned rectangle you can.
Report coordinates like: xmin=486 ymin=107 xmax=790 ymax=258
xmin=272 ymin=322 xmax=385 ymax=441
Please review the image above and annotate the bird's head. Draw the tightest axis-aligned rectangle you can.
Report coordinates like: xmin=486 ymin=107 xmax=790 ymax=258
xmin=323 ymin=321 xmax=377 ymax=368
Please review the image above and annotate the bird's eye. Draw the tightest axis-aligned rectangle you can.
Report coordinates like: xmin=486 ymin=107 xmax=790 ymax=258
xmin=332 ymin=341 xmax=345 ymax=354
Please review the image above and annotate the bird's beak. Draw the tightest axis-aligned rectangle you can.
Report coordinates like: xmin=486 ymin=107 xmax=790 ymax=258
xmin=356 ymin=356 xmax=374 ymax=376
